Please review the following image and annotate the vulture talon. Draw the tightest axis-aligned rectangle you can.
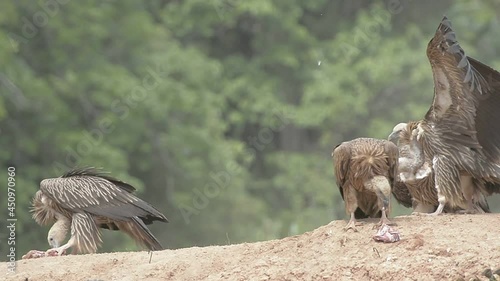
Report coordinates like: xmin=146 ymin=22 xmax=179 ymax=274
xmin=344 ymin=220 xmax=363 ymax=232
xmin=344 ymin=226 xmax=358 ymax=232
xmin=45 ymin=248 xmax=65 ymax=257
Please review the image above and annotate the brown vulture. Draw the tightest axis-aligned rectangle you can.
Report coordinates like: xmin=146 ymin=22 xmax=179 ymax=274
xmin=389 ymin=16 xmax=500 ymax=215
xmin=30 ymin=167 xmax=168 ymax=256
xmin=389 ymin=122 xmax=490 ymax=213
xmin=332 ymin=138 xmax=398 ymax=231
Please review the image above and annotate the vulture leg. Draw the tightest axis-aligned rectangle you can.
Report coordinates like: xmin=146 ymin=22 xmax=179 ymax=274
xmin=371 ymin=177 xmax=400 ymax=243
xmin=457 ymin=175 xmax=477 ymax=214
xmin=431 ymin=158 xmax=447 ymax=215
xmin=368 ymin=176 xmax=393 ymax=226
xmin=430 ymin=155 xmax=461 ymax=215
xmin=343 ymin=186 xmax=362 ymax=232
xmin=379 ymin=207 xmax=391 ymax=226
xmin=344 ymin=213 xmax=360 ymax=232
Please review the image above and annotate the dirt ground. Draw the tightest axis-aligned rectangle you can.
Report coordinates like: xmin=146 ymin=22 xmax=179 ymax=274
xmin=3 ymin=214 xmax=499 ymax=281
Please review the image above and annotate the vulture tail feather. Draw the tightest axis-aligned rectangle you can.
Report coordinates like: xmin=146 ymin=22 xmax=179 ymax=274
xmin=117 ymin=217 xmax=164 ymax=251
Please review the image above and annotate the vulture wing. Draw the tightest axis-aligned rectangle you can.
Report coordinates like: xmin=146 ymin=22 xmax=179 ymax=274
xmin=391 ymin=181 xmax=413 ymax=208
xmin=40 ymin=168 xmax=168 ymax=251
xmin=425 ymin=17 xmax=483 ymax=147
xmin=467 ymin=57 xmax=500 ymax=164
xmin=332 ymin=142 xmax=369 ymax=219
xmin=332 ymin=143 xmax=350 ymax=201
xmin=332 ymin=142 xmax=376 ymax=219
xmin=40 ymin=168 xmax=167 ymax=224
xmin=424 ymin=16 xmax=500 ymax=179
xmin=62 ymin=167 xmax=137 ymax=193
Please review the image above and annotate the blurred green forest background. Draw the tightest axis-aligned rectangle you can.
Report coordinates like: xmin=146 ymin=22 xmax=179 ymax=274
xmin=1 ymin=0 xmax=500 ymax=259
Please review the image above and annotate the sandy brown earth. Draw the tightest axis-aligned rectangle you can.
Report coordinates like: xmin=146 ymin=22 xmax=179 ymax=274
xmin=2 ymin=214 xmax=499 ymax=281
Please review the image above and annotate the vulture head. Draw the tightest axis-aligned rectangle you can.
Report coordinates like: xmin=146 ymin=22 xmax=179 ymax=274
xmin=47 ymin=215 xmax=70 ymax=249
xmin=388 ymin=123 xmax=407 ymax=145
xmin=389 ymin=122 xmax=430 ymax=182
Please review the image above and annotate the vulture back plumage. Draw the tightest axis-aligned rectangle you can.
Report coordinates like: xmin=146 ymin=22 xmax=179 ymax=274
xmin=332 ymin=138 xmax=398 ymax=230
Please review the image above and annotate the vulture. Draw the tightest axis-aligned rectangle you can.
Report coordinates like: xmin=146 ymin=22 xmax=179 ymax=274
xmin=389 ymin=16 xmax=500 ymax=215
xmin=332 ymin=138 xmax=398 ymax=231
xmin=389 ymin=122 xmax=490 ymax=213
xmin=31 ymin=167 xmax=168 ymax=255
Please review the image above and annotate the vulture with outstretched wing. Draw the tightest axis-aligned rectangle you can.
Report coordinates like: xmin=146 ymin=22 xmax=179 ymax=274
xmin=389 ymin=16 xmax=500 ymax=214
xmin=332 ymin=138 xmax=398 ymax=231
xmin=389 ymin=122 xmax=490 ymax=213
xmin=31 ymin=167 xmax=168 ymax=255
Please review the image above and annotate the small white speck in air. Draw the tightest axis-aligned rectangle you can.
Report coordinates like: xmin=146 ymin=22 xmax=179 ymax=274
xmin=317 ymin=60 xmax=321 ymax=66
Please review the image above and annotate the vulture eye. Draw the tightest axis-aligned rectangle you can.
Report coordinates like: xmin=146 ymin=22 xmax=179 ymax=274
xmin=49 ymin=237 xmax=54 ymax=241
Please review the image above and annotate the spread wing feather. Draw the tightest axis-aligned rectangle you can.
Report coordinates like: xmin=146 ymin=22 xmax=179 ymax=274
xmin=468 ymin=57 xmax=500 ymax=164
xmin=425 ymin=16 xmax=500 ymax=179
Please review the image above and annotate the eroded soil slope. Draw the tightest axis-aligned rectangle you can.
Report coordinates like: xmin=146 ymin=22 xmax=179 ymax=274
xmin=3 ymin=214 xmax=499 ymax=281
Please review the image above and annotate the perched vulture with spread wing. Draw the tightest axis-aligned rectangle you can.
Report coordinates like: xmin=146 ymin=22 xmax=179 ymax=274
xmin=389 ymin=122 xmax=490 ymax=213
xmin=332 ymin=138 xmax=398 ymax=231
xmin=31 ymin=167 xmax=168 ymax=255
xmin=389 ymin=16 xmax=500 ymax=215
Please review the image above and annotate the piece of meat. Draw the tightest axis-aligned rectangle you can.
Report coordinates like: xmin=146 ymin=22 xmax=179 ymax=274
xmin=22 ymin=249 xmax=64 ymax=259
xmin=373 ymin=224 xmax=400 ymax=243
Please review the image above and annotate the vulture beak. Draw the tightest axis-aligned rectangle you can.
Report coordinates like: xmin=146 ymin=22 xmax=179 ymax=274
xmin=388 ymin=131 xmax=400 ymax=144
